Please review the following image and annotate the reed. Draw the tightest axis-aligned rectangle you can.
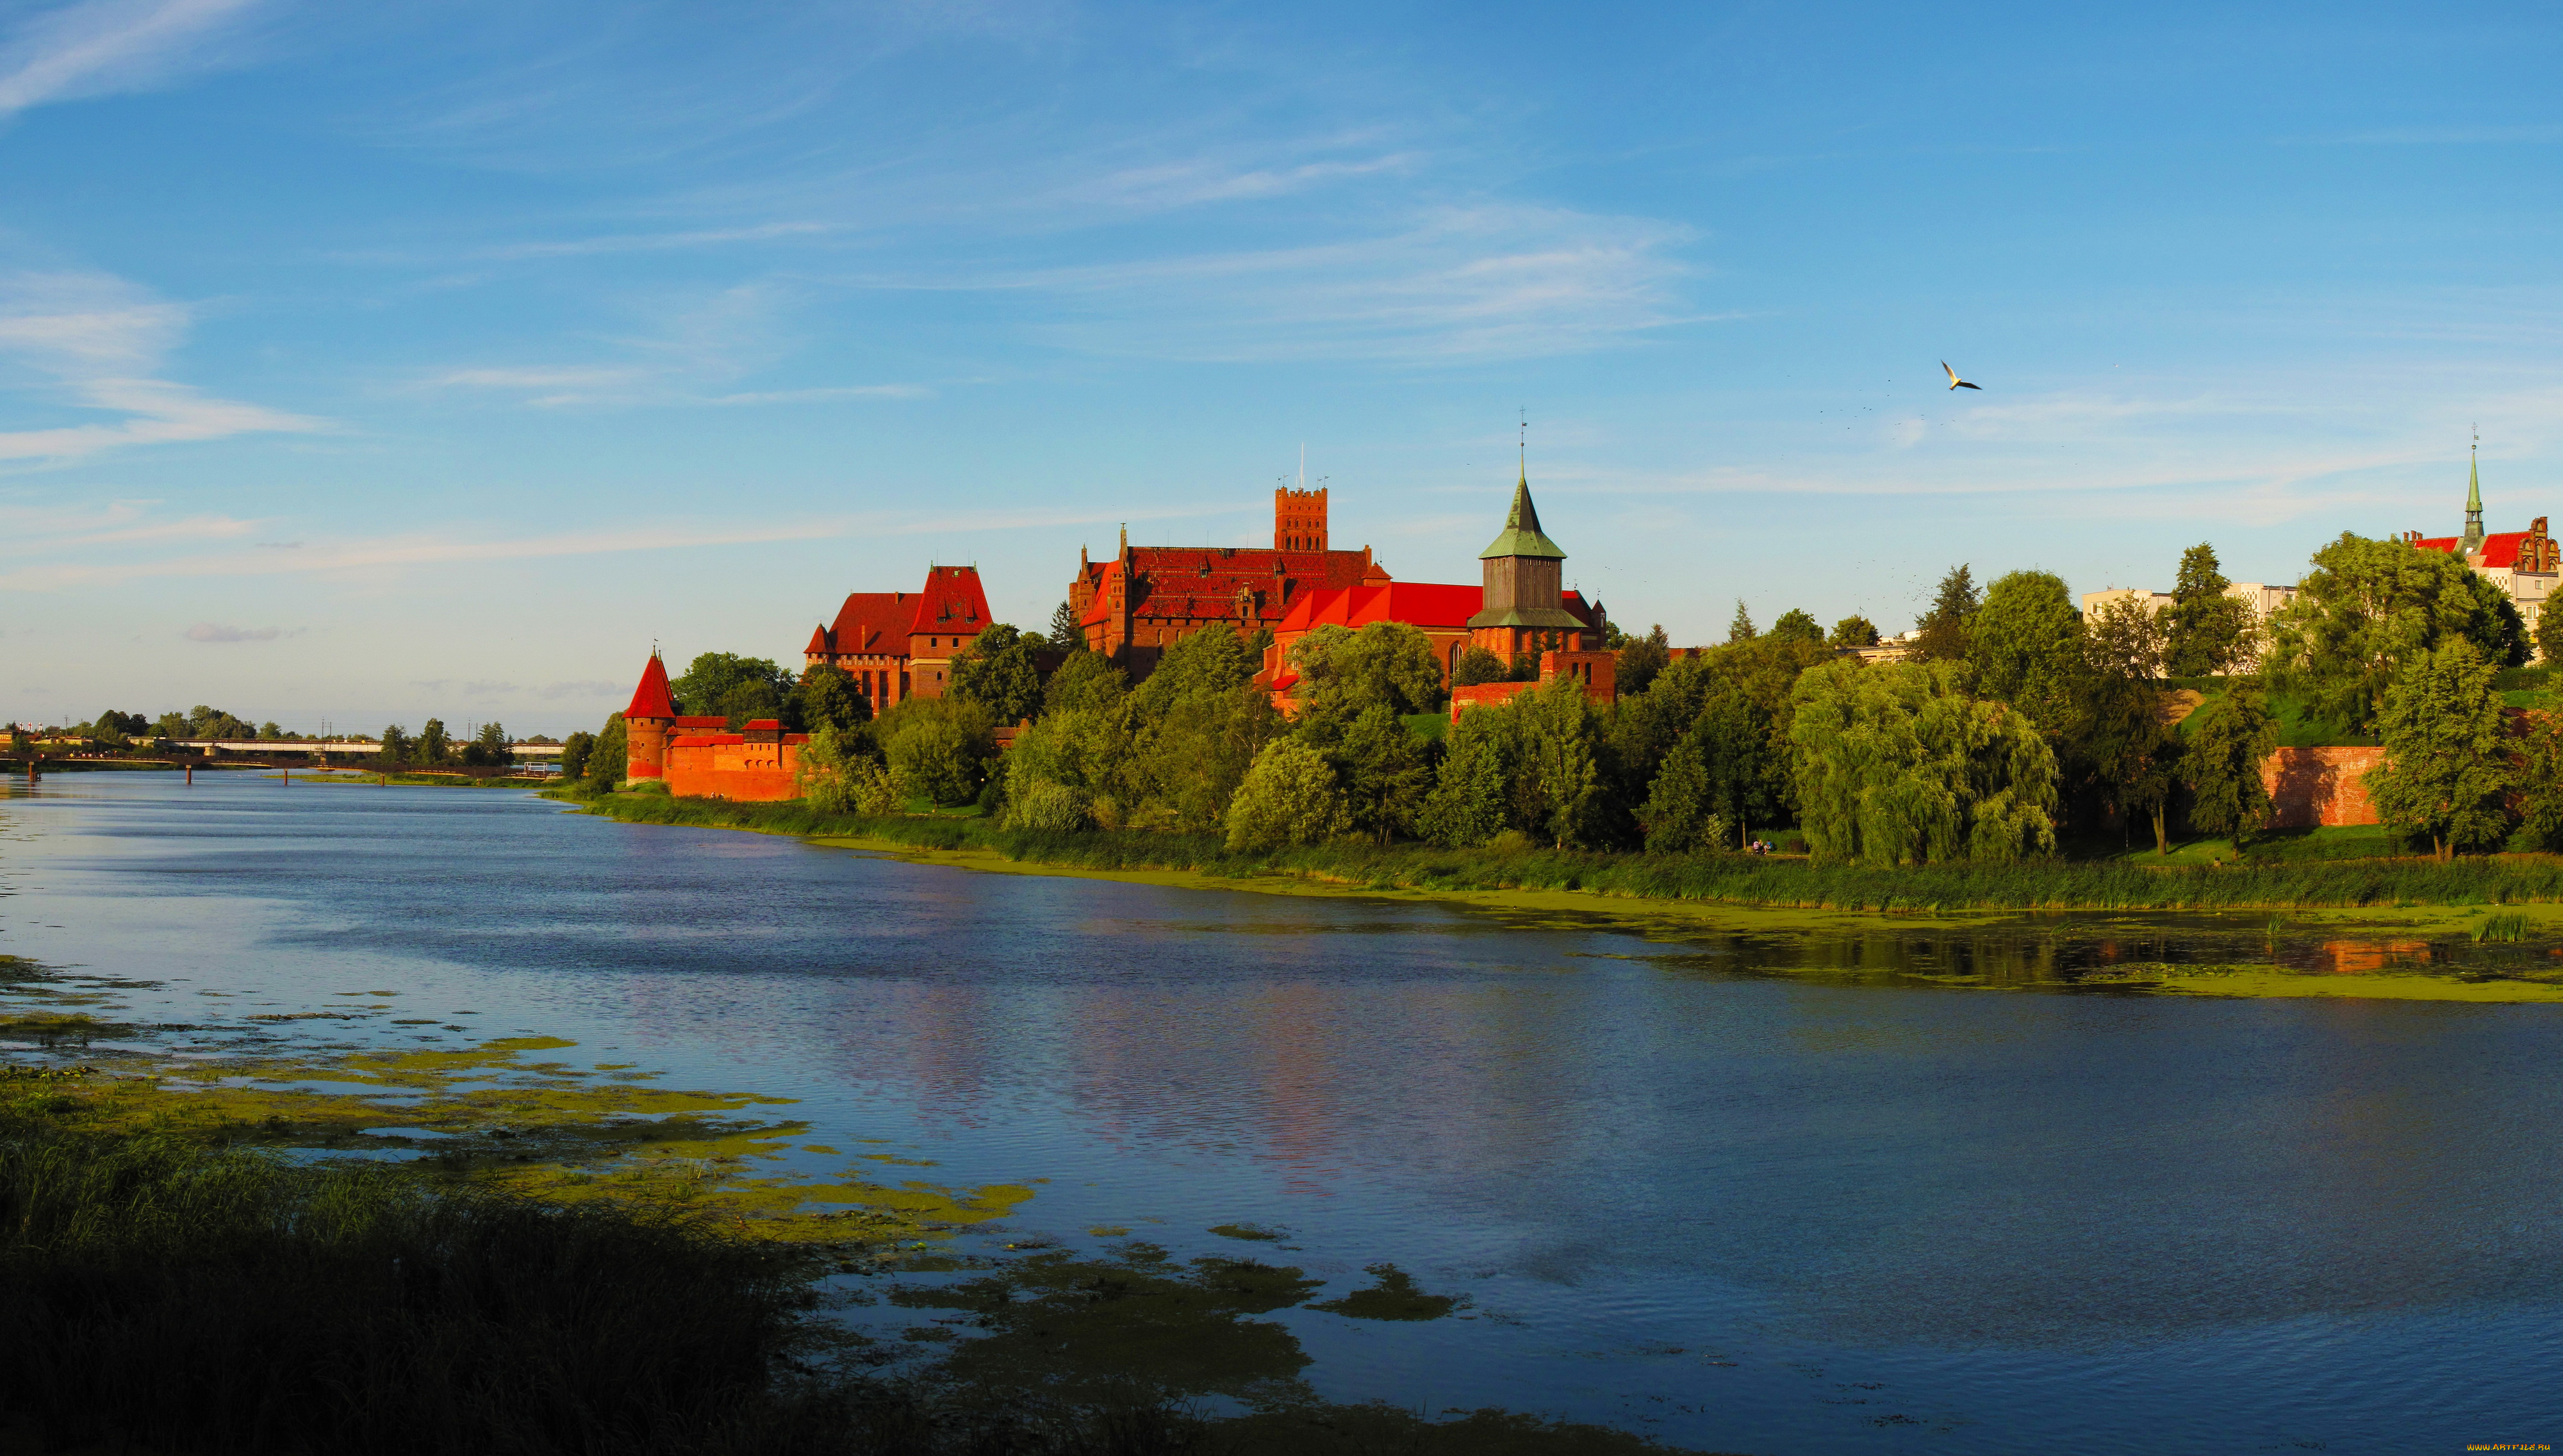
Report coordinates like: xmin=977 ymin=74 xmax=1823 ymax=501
xmin=561 ymin=790 xmax=2563 ymax=911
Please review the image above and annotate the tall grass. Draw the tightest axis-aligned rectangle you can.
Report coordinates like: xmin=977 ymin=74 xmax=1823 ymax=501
xmin=561 ymin=789 xmax=2563 ymax=910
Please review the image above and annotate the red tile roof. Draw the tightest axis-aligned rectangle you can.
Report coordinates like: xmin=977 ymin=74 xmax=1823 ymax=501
xmin=626 ymin=653 xmax=676 ymax=719
xmin=819 ymin=591 xmax=913 ymax=656
xmin=2414 ymin=530 xmax=2539 ymax=568
xmin=909 ymin=566 xmax=990 ymax=636
xmin=1276 ymin=582 xmax=1483 ymax=634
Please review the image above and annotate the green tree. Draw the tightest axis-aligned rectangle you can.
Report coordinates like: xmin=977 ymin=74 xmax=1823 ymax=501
xmin=583 ymin=714 xmax=627 ymax=792
xmin=1127 ymin=626 xmax=1257 ymax=719
xmin=1968 ymin=569 xmax=2086 ymax=734
xmin=1727 ymin=600 xmax=1757 ymax=644
xmin=668 ymin=653 xmax=795 ymax=728
xmin=1910 ymin=565 xmax=1979 ymax=663
xmin=1788 ymin=659 xmax=2058 ymax=865
xmin=1050 ymin=600 xmax=1085 ymax=651
xmin=2266 ymin=533 xmax=2528 ymax=735
xmin=1044 ymin=651 xmax=1128 ymax=717
xmin=152 ymin=711 xmax=190 ymax=740
xmin=877 ymin=698 xmax=997 ymax=806
xmin=950 ymin=625 xmax=1044 ymax=724
xmin=1335 ymin=705 xmax=1435 ymax=844
xmin=1828 ymin=615 xmax=1880 ymax=650
xmin=1223 ymin=739 xmax=1350 ymax=851
xmin=2180 ymin=687 xmax=2278 ymax=849
xmin=1289 ymin=621 xmax=1446 ymax=717
xmin=2364 ymin=641 xmax=2513 ymax=860
xmin=379 ymin=724 xmax=412 ymax=765
xmin=795 ymin=664 xmax=872 ymax=734
xmin=417 ymin=719 xmax=451 ymax=765
xmin=1644 ymin=683 xmax=1778 ymax=852
xmin=1615 ymin=625 xmax=1672 ymax=696
xmin=559 ymin=731 xmax=594 ymax=780
xmin=1450 ymin=646 xmax=1510 ymax=687
xmin=1768 ymin=609 xmax=1823 ymax=645
xmin=1517 ymin=676 xmax=1602 ymax=848
xmin=2514 ymin=708 xmax=2563 ymax=849
xmin=2163 ymin=543 xmax=2257 ymax=676
xmin=461 ymin=722 xmax=511 ymax=767
xmin=2537 ymin=605 xmax=2563 ymax=669
xmin=1418 ymin=706 xmax=1518 ymax=847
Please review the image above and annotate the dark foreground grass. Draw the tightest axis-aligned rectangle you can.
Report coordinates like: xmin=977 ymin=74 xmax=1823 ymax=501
xmin=0 ymin=1090 xmax=1708 ymax=1456
xmin=561 ymin=789 xmax=2563 ymax=911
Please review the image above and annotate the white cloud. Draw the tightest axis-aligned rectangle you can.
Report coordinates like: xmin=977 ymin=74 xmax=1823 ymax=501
xmin=975 ymin=204 xmax=1705 ymax=363
xmin=0 ymin=0 xmax=263 ymax=120
xmin=184 ymin=622 xmax=278 ymax=642
xmin=0 ymin=270 xmax=320 ymax=463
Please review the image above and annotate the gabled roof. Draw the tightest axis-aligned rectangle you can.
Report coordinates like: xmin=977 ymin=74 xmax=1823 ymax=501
xmin=909 ymin=565 xmax=990 ymax=636
xmin=626 ymin=653 xmax=676 ymax=719
xmin=823 ymin=592 xmax=913 ymax=656
xmin=1479 ymin=469 xmax=1567 ymax=561
xmin=1276 ymin=582 xmax=1484 ymax=634
xmin=2417 ymin=529 xmax=2541 ymax=569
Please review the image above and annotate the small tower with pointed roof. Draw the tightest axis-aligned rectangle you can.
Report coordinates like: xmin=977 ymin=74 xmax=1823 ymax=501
xmin=623 ymin=650 xmax=678 ymax=782
xmin=1465 ymin=464 xmax=1591 ymax=667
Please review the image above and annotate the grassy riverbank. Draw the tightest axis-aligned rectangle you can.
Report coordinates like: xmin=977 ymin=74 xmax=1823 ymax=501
xmin=556 ymin=789 xmax=2563 ymax=913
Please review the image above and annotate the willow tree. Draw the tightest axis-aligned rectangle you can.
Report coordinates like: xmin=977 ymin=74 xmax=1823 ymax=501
xmin=1787 ymin=660 xmax=2057 ymax=865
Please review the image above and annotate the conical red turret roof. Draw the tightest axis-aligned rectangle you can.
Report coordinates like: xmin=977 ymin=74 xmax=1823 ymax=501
xmin=626 ymin=652 xmax=677 ymax=719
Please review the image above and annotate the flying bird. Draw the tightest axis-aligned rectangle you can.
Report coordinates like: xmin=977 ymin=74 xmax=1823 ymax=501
xmin=1942 ymin=361 xmax=1981 ymax=391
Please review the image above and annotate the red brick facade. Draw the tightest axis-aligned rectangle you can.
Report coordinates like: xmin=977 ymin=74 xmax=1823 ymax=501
xmin=1070 ymin=491 xmax=1380 ymax=678
xmin=662 ymin=717 xmax=810 ymax=801
xmin=804 ymin=565 xmax=993 ymax=708
xmin=1449 ymin=651 xmax=1618 ymax=721
xmin=2261 ymin=747 xmax=2386 ymax=828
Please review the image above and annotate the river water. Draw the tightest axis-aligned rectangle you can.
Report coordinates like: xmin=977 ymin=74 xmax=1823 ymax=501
xmin=2 ymin=773 xmax=2558 ymax=1453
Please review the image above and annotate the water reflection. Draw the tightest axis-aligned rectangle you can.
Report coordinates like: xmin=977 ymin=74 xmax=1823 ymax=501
xmin=4 ymin=776 xmax=2561 ymax=1453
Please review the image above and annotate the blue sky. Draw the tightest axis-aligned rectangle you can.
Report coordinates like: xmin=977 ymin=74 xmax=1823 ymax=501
xmin=3 ymin=0 xmax=2559 ymax=734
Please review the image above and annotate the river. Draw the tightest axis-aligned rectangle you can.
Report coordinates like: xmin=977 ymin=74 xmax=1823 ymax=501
xmin=2 ymin=773 xmax=2557 ymax=1453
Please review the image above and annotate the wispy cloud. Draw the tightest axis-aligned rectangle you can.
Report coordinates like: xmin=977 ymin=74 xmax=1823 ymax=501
xmin=0 ymin=270 xmax=319 ymax=463
xmin=957 ymin=203 xmax=1704 ymax=363
xmin=0 ymin=0 xmax=263 ymax=120
xmin=184 ymin=622 xmax=278 ymax=642
xmin=0 ymin=500 xmax=1237 ymax=592
xmin=481 ymin=221 xmax=834 ymax=260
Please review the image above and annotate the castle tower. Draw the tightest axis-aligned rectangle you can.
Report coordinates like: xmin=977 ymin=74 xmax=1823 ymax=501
xmin=623 ymin=651 xmax=677 ymax=781
xmin=2462 ymin=432 xmax=2486 ymax=559
xmin=1274 ymin=487 xmax=1328 ymax=552
xmin=1464 ymin=464 xmax=1586 ymax=667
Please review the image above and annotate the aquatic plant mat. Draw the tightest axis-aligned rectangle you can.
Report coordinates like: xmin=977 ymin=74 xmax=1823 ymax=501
xmin=0 ymin=953 xmax=1726 ymax=1456
xmin=565 ymin=788 xmax=2563 ymax=920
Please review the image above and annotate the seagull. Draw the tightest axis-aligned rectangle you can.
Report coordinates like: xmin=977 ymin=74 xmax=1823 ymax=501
xmin=1942 ymin=361 xmax=1981 ymax=391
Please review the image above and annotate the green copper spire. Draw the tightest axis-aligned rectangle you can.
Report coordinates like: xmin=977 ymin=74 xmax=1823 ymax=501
xmin=2462 ymin=428 xmax=2485 ymax=555
xmin=1478 ymin=462 xmax=1568 ymax=560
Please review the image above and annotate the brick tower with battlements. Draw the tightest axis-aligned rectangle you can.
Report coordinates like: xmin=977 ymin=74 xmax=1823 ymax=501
xmin=1274 ymin=487 xmax=1328 ymax=552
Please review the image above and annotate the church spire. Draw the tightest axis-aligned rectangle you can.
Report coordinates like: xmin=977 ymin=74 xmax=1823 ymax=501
xmin=2463 ymin=426 xmax=2485 ymax=556
xmin=1479 ymin=462 xmax=1567 ymax=561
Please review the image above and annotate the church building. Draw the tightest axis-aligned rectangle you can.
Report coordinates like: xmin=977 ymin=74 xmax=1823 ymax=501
xmin=1258 ymin=467 xmax=1610 ymax=714
xmin=1069 ymin=487 xmax=1382 ymax=678
xmin=2405 ymin=439 xmax=2559 ymax=646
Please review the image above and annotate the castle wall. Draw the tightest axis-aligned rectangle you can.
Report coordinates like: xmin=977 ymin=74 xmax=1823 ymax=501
xmin=663 ymin=733 xmax=809 ymax=802
xmin=2261 ymin=746 xmax=2385 ymax=828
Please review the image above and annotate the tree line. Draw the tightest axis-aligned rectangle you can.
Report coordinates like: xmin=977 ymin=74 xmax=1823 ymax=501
xmin=573 ymin=531 xmax=2563 ymax=863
